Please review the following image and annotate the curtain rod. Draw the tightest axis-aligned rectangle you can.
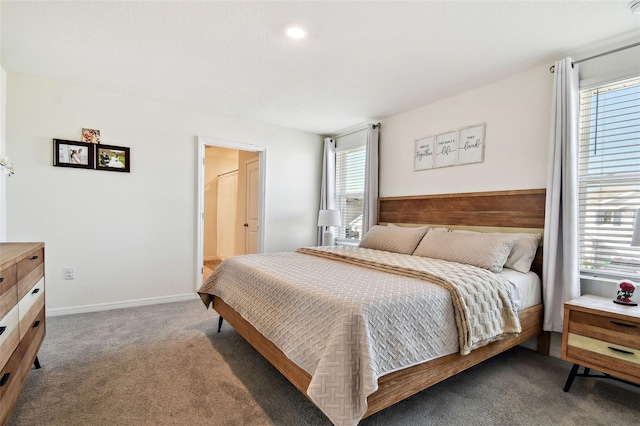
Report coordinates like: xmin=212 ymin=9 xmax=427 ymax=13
xmin=217 ymin=169 xmax=238 ymax=178
xmin=333 ymin=122 xmax=381 ymax=139
xmin=549 ymin=41 xmax=640 ymax=73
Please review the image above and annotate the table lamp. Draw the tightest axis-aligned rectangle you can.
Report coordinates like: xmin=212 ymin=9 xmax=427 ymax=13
xmin=318 ymin=209 xmax=341 ymax=246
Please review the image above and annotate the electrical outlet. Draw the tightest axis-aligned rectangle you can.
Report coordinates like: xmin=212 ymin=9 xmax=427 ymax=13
xmin=64 ymin=267 xmax=75 ymax=280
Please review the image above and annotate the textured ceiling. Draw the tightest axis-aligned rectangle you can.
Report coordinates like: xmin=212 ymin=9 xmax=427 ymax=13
xmin=2 ymin=1 xmax=639 ymax=135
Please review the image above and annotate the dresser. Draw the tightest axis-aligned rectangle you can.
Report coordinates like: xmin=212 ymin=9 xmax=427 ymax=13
xmin=0 ymin=243 xmax=46 ymax=425
xmin=561 ymin=294 xmax=640 ymax=391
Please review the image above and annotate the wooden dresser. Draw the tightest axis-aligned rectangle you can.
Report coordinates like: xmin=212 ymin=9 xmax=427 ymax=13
xmin=0 ymin=243 xmax=45 ymax=425
xmin=561 ymin=294 xmax=640 ymax=390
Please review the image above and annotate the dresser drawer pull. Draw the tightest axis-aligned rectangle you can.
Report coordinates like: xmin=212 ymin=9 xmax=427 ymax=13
xmin=32 ymin=288 xmax=40 ymax=294
xmin=30 ymin=255 xmax=39 ymax=260
xmin=608 ymin=346 xmax=635 ymax=355
xmin=0 ymin=373 xmax=10 ymax=387
xmin=32 ymin=320 xmax=41 ymax=328
xmin=610 ymin=321 xmax=637 ymax=328
xmin=0 ymin=326 xmax=5 ymax=336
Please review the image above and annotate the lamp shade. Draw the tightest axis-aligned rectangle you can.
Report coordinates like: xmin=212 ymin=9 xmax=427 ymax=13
xmin=318 ymin=209 xmax=341 ymax=227
xmin=632 ymin=208 xmax=640 ymax=247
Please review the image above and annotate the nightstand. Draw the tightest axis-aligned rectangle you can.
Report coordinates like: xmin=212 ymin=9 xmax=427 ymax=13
xmin=561 ymin=294 xmax=640 ymax=391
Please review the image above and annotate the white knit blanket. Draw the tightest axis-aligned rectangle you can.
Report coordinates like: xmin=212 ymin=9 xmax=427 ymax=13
xmin=198 ymin=246 xmax=520 ymax=426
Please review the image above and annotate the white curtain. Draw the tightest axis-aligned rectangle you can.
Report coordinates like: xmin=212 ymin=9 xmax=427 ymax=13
xmin=542 ymin=58 xmax=580 ymax=332
xmin=362 ymin=123 xmax=380 ymax=235
xmin=318 ymin=138 xmax=336 ymax=245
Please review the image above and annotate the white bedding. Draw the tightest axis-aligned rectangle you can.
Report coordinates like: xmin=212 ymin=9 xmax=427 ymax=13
xmin=199 ymin=246 xmax=526 ymax=426
xmin=498 ymin=269 xmax=542 ymax=310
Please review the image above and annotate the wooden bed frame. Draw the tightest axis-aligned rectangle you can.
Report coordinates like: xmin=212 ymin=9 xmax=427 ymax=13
xmin=212 ymin=188 xmax=549 ymax=419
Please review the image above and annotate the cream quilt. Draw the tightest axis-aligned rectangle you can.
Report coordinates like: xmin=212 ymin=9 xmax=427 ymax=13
xmin=198 ymin=246 xmax=521 ymax=426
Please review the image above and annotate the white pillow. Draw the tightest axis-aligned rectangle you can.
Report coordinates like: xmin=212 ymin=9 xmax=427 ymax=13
xmin=359 ymin=224 xmax=429 ymax=254
xmin=413 ymin=230 xmax=518 ymax=272
xmin=452 ymin=230 xmax=541 ymax=273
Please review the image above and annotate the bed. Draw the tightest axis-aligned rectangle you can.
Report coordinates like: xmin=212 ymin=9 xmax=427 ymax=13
xmin=198 ymin=189 xmax=549 ymax=425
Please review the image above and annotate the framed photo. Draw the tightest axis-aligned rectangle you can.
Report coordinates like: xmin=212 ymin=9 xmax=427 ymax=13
xmin=434 ymin=131 xmax=458 ymax=168
xmin=82 ymin=128 xmax=101 ymax=144
xmin=414 ymin=136 xmax=435 ymax=170
xmin=53 ymin=139 xmax=95 ymax=169
xmin=457 ymin=123 xmax=485 ymax=165
xmin=95 ymin=144 xmax=130 ymax=172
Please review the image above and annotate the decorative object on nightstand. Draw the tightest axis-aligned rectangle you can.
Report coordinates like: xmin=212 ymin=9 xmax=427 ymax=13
xmin=318 ymin=209 xmax=341 ymax=246
xmin=614 ymin=280 xmax=637 ymax=306
xmin=561 ymin=295 xmax=640 ymax=392
xmin=612 ymin=208 xmax=640 ymax=306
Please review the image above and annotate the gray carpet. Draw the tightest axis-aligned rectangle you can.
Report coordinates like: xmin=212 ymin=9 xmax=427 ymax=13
xmin=7 ymin=299 xmax=639 ymax=426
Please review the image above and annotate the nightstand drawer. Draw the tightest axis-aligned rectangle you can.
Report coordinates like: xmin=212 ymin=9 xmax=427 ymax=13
xmin=566 ymin=333 xmax=640 ymax=380
xmin=568 ymin=311 xmax=640 ymax=349
xmin=568 ymin=333 xmax=640 ymax=364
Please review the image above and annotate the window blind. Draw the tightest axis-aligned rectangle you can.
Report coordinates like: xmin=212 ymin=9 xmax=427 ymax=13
xmin=335 ymin=145 xmax=365 ymax=240
xmin=578 ymin=76 xmax=640 ymax=279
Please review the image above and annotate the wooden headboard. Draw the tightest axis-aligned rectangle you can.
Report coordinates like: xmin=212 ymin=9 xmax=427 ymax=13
xmin=377 ymin=189 xmax=546 ymax=277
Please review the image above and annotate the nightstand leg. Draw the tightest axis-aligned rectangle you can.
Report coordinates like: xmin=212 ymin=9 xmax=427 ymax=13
xmin=563 ymin=363 xmax=580 ymax=392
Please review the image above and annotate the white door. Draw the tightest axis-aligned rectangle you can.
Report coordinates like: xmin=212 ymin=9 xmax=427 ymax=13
xmin=244 ymin=159 xmax=260 ymax=254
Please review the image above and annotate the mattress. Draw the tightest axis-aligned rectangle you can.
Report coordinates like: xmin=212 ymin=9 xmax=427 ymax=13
xmin=498 ymin=268 xmax=542 ymax=310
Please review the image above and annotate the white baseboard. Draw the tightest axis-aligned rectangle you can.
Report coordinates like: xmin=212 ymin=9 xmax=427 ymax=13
xmin=46 ymin=293 xmax=199 ymax=317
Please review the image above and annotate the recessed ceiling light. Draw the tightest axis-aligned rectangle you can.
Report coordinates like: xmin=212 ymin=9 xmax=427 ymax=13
xmin=285 ymin=25 xmax=307 ymax=39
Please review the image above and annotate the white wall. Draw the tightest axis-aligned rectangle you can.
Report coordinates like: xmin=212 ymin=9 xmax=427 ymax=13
xmin=0 ymin=67 xmax=6 ymax=242
xmin=6 ymin=73 xmax=323 ymax=313
xmin=380 ymin=64 xmax=552 ymax=197
xmin=0 ymin=5 xmax=5 ymax=242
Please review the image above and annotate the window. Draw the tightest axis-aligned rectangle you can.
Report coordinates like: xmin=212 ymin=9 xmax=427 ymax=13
xmin=335 ymin=145 xmax=365 ymax=241
xmin=578 ymin=76 xmax=640 ymax=279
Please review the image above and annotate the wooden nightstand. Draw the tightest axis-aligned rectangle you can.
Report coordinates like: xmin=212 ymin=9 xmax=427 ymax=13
xmin=561 ymin=294 xmax=640 ymax=391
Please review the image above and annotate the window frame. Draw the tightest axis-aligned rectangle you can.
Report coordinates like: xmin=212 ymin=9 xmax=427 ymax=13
xmin=577 ymin=74 xmax=640 ymax=281
xmin=334 ymin=143 xmax=366 ymax=243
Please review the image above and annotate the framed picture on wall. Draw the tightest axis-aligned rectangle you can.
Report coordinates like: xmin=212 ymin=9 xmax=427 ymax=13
xmin=414 ymin=135 xmax=435 ymax=170
xmin=457 ymin=123 xmax=485 ymax=165
xmin=53 ymin=139 xmax=95 ymax=169
xmin=95 ymin=144 xmax=130 ymax=173
xmin=434 ymin=131 xmax=458 ymax=168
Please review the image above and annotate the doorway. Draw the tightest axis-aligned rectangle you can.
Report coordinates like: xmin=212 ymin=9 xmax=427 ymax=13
xmin=196 ymin=137 xmax=265 ymax=286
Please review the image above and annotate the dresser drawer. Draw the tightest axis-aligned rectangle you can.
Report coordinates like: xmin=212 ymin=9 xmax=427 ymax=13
xmin=568 ymin=310 xmax=640 ymax=349
xmin=0 ymin=263 xmax=17 ymax=297
xmin=18 ymin=277 xmax=45 ymax=341
xmin=0 ymin=264 xmax=18 ymax=320
xmin=17 ymin=248 xmax=44 ymax=302
xmin=19 ymin=307 xmax=45 ymax=362
xmin=0 ymin=305 xmax=20 ymax=369
xmin=0 ymin=344 xmax=21 ymax=402
xmin=16 ymin=247 xmax=43 ymax=282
